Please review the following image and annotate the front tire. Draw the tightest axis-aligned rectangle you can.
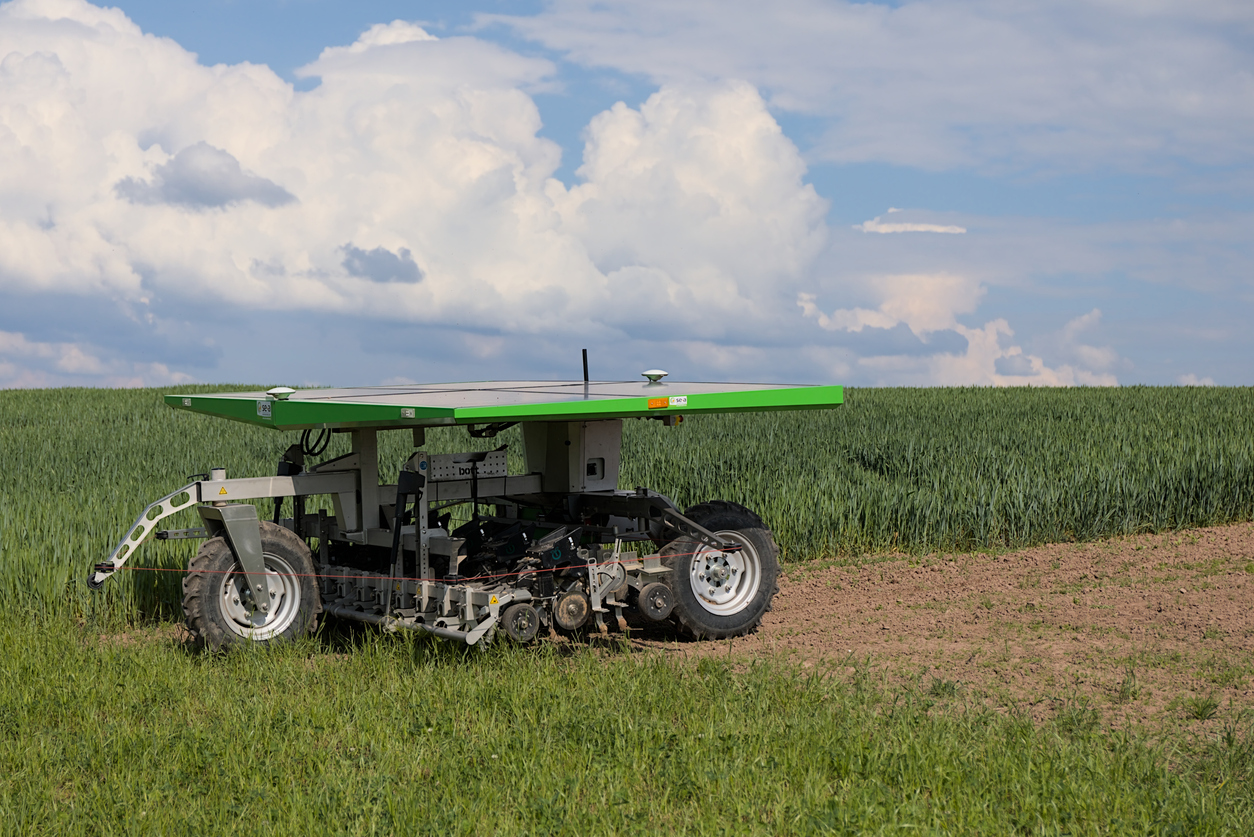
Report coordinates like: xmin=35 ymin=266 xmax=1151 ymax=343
xmin=182 ymin=521 xmax=320 ymax=650
xmin=663 ymin=501 xmax=780 ymax=639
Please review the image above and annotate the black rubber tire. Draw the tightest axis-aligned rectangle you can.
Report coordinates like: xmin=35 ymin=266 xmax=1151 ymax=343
xmin=501 ymin=602 xmax=541 ymax=644
xmin=182 ymin=521 xmax=320 ymax=651
xmin=663 ymin=500 xmax=780 ymax=640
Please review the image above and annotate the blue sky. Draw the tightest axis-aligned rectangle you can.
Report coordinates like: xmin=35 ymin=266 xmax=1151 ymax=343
xmin=1 ymin=0 xmax=1251 ymax=388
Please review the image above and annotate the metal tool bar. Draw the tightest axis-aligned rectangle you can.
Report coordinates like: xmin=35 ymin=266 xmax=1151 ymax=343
xmin=324 ymin=604 xmax=472 ymax=642
xmin=198 ymin=472 xmax=357 ymax=502
xmin=424 ymin=474 xmax=543 ymax=503
xmin=155 ymin=527 xmax=209 ymax=540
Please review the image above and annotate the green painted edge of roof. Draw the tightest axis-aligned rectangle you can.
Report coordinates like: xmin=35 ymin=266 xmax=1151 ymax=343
xmin=164 ymin=384 xmax=843 ymax=431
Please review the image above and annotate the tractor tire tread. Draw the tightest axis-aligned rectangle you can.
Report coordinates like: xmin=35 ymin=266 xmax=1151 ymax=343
xmin=664 ymin=500 xmax=780 ymax=640
xmin=181 ymin=521 xmax=319 ymax=651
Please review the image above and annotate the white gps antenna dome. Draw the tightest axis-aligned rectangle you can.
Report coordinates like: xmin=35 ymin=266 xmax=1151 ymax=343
xmin=267 ymin=386 xmax=296 ymax=401
xmin=642 ymin=369 xmax=668 ymax=384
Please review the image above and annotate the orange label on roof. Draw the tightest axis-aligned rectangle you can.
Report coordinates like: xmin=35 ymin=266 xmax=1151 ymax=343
xmin=647 ymin=397 xmax=668 ymax=409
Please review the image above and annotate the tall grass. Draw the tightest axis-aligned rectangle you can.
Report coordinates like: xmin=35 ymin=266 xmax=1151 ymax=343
xmin=3 ymin=386 xmax=1253 ymax=621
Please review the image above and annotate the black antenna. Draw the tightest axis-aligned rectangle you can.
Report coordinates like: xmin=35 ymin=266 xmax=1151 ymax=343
xmin=582 ymin=348 xmax=589 ymax=383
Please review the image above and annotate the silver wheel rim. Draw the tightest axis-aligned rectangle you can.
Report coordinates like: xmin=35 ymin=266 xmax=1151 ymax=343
xmin=688 ymin=531 xmax=761 ymax=616
xmin=218 ymin=552 xmax=302 ymax=640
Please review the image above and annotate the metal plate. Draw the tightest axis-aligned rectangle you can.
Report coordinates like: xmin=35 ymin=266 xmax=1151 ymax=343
xmin=428 ymin=451 xmax=508 ymax=481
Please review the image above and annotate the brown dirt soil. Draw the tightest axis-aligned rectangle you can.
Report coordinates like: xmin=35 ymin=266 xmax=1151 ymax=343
xmin=630 ymin=522 xmax=1254 ymax=735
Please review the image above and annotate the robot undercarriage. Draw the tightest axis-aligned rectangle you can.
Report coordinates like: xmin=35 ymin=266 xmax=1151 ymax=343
xmin=92 ymin=421 xmax=779 ymax=649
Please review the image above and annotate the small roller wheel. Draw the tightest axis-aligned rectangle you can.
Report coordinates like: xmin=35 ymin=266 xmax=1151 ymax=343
xmin=553 ymin=590 xmax=591 ymax=631
xmin=501 ymin=602 xmax=540 ymax=643
xmin=638 ymin=582 xmax=675 ymax=622
xmin=663 ymin=501 xmax=779 ymax=640
xmin=182 ymin=521 xmax=320 ymax=650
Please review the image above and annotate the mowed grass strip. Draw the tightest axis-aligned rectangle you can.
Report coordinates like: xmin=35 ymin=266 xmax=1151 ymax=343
xmin=4 ymin=385 xmax=1254 ymax=620
xmin=1 ymin=614 xmax=1250 ymax=836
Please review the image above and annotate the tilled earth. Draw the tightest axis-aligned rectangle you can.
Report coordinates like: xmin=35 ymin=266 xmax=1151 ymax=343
xmin=631 ymin=522 xmax=1254 ymax=734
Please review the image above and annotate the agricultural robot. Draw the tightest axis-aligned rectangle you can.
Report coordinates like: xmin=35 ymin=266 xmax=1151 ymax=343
xmin=90 ymin=374 xmax=843 ymax=649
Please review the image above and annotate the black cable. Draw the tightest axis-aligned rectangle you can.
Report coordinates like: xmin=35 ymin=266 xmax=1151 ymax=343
xmin=467 ymin=422 xmax=516 ymax=438
xmin=300 ymin=428 xmax=331 ymax=457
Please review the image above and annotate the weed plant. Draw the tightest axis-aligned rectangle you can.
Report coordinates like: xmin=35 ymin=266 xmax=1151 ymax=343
xmin=1 ymin=613 xmax=1251 ymax=836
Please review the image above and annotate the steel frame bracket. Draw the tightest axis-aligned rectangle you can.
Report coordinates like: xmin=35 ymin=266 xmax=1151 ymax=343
xmin=91 ymin=470 xmax=358 ymax=591
xmin=198 ymin=504 xmax=273 ymax=610
xmin=89 ymin=483 xmax=200 ymax=589
xmin=659 ymin=508 xmax=740 ymax=552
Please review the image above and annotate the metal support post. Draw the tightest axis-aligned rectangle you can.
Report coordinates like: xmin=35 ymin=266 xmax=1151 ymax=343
xmin=198 ymin=504 xmax=272 ymax=612
xmin=351 ymin=428 xmax=381 ymax=532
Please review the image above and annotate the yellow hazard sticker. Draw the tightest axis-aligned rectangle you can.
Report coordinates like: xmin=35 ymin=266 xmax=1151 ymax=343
xmin=489 ymin=595 xmax=499 ymax=605
xmin=219 ymin=487 xmax=228 ymax=495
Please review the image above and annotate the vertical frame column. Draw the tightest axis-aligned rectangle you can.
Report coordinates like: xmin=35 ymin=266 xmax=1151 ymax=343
xmin=350 ymin=428 xmax=381 ymax=532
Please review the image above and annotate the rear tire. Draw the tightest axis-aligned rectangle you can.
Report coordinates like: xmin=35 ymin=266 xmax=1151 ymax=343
xmin=663 ymin=501 xmax=780 ymax=639
xmin=182 ymin=521 xmax=320 ymax=651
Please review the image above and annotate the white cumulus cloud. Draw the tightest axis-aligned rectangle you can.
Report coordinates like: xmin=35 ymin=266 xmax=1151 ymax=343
xmin=0 ymin=329 xmax=192 ymax=388
xmin=0 ymin=0 xmax=1158 ymax=389
xmin=0 ymin=0 xmax=828 ymax=385
xmin=854 ymin=208 xmax=966 ymax=234
xmin=799 ymin=274 xmax=984 ymax=336
xmin=799 ymin=277 xmax=1122 ymax=386
xmin=491 ymin=0 xmax=1254 ymax=172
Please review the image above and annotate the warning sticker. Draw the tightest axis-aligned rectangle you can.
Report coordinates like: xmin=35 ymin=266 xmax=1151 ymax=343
xmin=256 ymin=400 xmax=272 ymax=418
xmin=489 ymin=595 xmax=499 ymax=605
xmin=219 ymin=487 xmax=228 ymax=495
xmin=648 ymin=397 xmax=668 ymax=409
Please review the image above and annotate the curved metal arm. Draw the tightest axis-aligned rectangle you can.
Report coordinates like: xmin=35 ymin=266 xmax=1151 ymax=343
xmin=89 ymin=483 xmax=200 ymax=589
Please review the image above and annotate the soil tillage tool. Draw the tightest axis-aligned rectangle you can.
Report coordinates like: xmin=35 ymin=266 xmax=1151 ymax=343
xmin=91 ymin=373 xmax=843 ymax=649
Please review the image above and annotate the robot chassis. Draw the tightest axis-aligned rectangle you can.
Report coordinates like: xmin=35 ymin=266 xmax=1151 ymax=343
xmin=91 ymin=418 xmax=779 ymax=648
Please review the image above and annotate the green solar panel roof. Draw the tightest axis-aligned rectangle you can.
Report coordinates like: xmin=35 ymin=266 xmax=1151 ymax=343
xmin=165 ymin=380 xmax=843 ymax=431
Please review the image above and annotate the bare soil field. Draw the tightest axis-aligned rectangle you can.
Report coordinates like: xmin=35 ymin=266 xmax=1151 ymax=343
xmin=632 ymin=522 xmax=1254 ymax=736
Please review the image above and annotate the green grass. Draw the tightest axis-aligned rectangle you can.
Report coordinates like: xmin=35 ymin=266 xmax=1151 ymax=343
xmin=2 ymin=612 xmax=1251 ymax=836
xmin=4 ymin=385 xmax=1254 ymax=621
xmin=1184 ymin=695 xmax=1221 ymax=722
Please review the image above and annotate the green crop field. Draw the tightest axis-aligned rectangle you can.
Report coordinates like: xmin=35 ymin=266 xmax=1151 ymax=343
xmin=3 ymin=385 xmax=1254 ymax=834
xmin=3 ymin=385 xmax=1253 ymax=621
